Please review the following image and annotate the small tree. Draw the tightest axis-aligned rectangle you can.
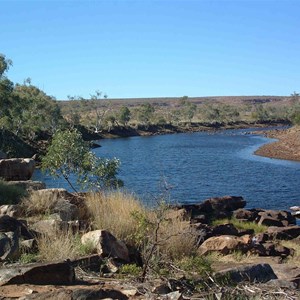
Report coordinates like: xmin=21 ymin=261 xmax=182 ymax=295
xmin=41 ymin=129 xmax=122 ymax=192
xmin=117 ymin=106 xmax=131 ymax=126
xmin=137 ymin=103 xmax=155 ymax=127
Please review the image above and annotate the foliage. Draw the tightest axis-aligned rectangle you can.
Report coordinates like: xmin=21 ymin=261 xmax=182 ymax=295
xmin=0 ymin=180 xmax=28 ymax=205
xmin=19 ymin=253 xmax=38 ymax=264
xmin=0 ymin=54 xmax=65 ymax=146
xmin=176 ymin=256 xmax=213 ymax=278
xmin=179 ymin=96 xmax=197 ymax=123
xmin=117 ymin=106 xmax=131 ymax=126
xmin=41 ymin=129 xmax=122 ymax=192
xmin=119 ymin=264 xmax=142 ymax=277
xmin=137 ymin=102 xmax=155 ymax=126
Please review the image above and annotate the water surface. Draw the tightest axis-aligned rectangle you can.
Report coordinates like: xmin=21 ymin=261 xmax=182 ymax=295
xmin=34 ymin=129 xmax=300 ymax=210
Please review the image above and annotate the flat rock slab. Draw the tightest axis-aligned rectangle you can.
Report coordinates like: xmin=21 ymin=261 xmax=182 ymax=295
xmin=214 ymin=263 xmax=277 ymax=283
xmin=0 ymin=261 xmax=75 ymax=286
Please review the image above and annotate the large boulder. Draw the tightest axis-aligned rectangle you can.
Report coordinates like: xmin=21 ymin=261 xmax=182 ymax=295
xmin=214 ymin=263 xmax=277 ymax=283
xmin=0 ymin=261 xmax=75 ymax=285
xmin=201 ymin=196 xmax=246 ymax=213
xmin=0 ymin=158 xmax=35 ymax=181
xmin=257 ymin=210 xmax=296 ymax=226
xmin=81 ymin=230 xmax=129 ymax=262
xmin=0 ymin=215 xmax=34 ymax=240
xmin=29 ymin=189 xmax=89 ymax=220
xmin=267 ymin=226 xmax=300 ymax=240
xmin=178 ymin=196 xmax=246 ymax=222
xmin=197 ymin=235 xmax=251 ymax=255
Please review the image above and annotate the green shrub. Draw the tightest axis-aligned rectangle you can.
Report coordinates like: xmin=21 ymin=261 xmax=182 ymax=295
xmin=0 ymin=180 xmax=27 ymax=205
xmin=176 ymin=256 xmax=213 ymax=278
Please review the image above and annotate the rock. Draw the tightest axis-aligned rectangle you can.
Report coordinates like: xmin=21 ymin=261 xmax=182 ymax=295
xmin=197 ymin=235 xmax=251 ymax=255
xmin=257 ymin=210 xmax=296 ymax=226
xmin=267 ymin=279 xmax=298 ymax=289
xmin=30 ymin=189 xmax=89 ymax=220
xmin=232 ymin=208 xmax=258 ymax=221
xmin=81 ymin=230 xmax=129 ymax=262
xmin=0 ymin=204 xmax=21 ymax=218
xmin=0 ymin=231 xmax=19 ymax=261
xmin=0 ymin=261 xmax=75 ymax=285
xmin=0 ymin=215 xmax=34 ymax=239
xmin=152 ymin=283 xmax=171 ymax=294
xmin=261 ymin=242 xmax=294 ymax=258
xmin=267 ymin=225 xmax=300 ymax=240
xmin=53 ymin=199 xmax=79 ymax=221
xmin=4 ymin=180 xmax=46 ymax=191
xmin=0 ymin=158 xmax=35 ymax=181
xmin=163 ymin=291 xmax=183 ymax=300
xmin=211 ymin=223 xmax=239 ymax=236
xmin=258 ymin=216 xmax=285 ymax=227
xmin=31 ymin=219 xmax=64 ymax=236
xmin=24 ymin=288 xmax=129 ymax=300
xmin=200 ymin=196 xmax=246 ymax=213
xmin=20 ymin=239 xmax=38 ymax=253
xmin=253 ymin=233 xmax=269 ymax=243
xmin=214 ymin=263 xmax=277 ymax=283
xmin=178 ymin=196 xmax=246 ymax=222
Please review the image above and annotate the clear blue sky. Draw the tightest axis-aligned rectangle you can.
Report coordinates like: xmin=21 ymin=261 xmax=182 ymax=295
xmin=1 ymin=0 xmax=299 ymax=100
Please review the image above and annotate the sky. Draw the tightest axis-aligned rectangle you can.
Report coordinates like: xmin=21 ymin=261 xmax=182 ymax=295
xmin=1 ymin=0 xmax=299 ymax=100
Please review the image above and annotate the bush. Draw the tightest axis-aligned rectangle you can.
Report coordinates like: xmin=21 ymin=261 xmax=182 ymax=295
xmin=0 ymin=180 xmax=27 ymax=205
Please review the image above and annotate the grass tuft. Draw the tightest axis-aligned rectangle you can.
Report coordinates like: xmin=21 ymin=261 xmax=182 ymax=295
xmin=0 ymin=180 xmax=27 ymax=205
xmin=37 ymin=230 xmax=94 ymax=262
xmin=21 ymin=190 xmax=59 ymax=217
xmin=212 ymin=217 xmax=268 ymax=234
xmin=85 ymin=190 xmax=146 ymax=245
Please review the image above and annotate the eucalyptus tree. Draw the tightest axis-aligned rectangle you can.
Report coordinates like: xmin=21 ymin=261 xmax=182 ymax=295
xmin=42 ymin=129 xmax=122 ymax=192
xmin=117 ymin=106 xmax=131 ymax=126
xmin=137 ymin=102 xmax=155 ymax=127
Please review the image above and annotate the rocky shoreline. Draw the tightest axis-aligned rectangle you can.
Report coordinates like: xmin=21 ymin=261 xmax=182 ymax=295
xmin=254 ymin=126 xmax=300 ymax=162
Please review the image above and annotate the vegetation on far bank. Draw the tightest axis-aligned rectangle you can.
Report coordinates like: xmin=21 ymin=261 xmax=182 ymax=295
xmin=1 ymin=53 xmax=300 ymax=159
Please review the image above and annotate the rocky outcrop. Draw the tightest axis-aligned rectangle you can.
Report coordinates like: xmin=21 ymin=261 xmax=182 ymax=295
xmin=81 ymin=230 xmax=129 ymax=262
xmin=214 ymin=264 xmax=277 ymax=284
xmin=198 ymin=235 xmax=251 ymax=255
xmin=4 ymin=180 xmax=46 ymax=191
xmin=0 ymin=158 xmax=35 ymax=181
xmin=0 ymin=261 xmax=75 ymax=285
xmin=29 ymin=188 xmax=89 ymax=221
xmin=177 ymin=195 xmax=246 ymax=222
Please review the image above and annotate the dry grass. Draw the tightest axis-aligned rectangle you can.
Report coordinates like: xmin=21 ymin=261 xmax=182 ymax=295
xmin=205 ymin=251 xmax=259 ymax=264
xmin=157 ymin=217 xmax=198 ymax=260
xmin=280 ymin=240 xmax=300 ymax=267
xmin=37 ymin=229 xmax=94 ymax=262
xmin=21 ymin=190 xmax=59 ymax=217
xmin=85 ymin=190 xmax=146 ymax=244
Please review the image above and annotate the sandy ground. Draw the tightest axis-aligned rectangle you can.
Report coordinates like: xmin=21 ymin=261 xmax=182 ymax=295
xmin=255 ymin=126 xmax=300 ymax=162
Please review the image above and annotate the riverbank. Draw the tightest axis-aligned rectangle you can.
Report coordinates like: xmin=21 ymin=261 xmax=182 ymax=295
xmin=93 ymin=120 xmax=290 ymax=141
xmin=255 ymin=126 xmax=300 ymax=162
